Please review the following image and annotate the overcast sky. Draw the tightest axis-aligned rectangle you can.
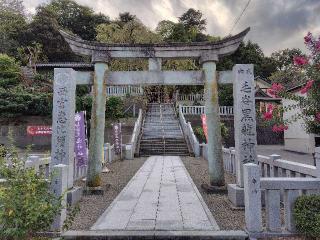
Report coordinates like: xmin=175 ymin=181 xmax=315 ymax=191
xmin=22 ymin=0 xmax=320 ymax=55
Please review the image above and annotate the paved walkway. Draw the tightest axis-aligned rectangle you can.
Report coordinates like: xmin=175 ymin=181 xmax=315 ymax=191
xmin=92 ymin=156 xmax=219 ymax=231
xmin=257 ymin=145 xmax=314 ymax=165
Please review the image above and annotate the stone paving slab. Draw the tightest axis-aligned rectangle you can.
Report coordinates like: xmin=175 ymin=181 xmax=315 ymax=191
xmin=91 ymin=156 xmax=219 ymax=231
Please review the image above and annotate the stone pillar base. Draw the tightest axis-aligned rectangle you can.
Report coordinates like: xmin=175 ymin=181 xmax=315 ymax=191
xmin=228 ymin=184 xmax=245 ymax=207
xmin=83 ymin=184 xmax=110 ymax=195
xmin=67 ymin=186 xmax=83 ymax=206
xmin=228 ymin=183 xmax=265 ymax=208
xmin=201 ymin=183 xmax=227 ymax=194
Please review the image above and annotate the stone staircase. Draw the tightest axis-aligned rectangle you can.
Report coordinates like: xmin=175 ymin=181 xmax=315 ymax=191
xmin=139 ymin=103 xmax=190 ymax=156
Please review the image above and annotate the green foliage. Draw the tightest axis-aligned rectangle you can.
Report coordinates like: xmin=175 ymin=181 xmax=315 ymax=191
xmin=218 ymin=84 xmax=233 ymax=106
xmin=46 ymin=0 xmax=109 ymax=41
xmin=220 ymin=122 xmax=229 ymax=139
xmin=63 ymin=203 xmax=80 ymax=231
xmin=218 ymin=41 xmax=277 ymax=78
xmin=0 ymin=54 xmax=21 ymax=87
xmin=0 ymin=1 xmax=26 ymax=56
xmin=194 ymin=126 xmax=206 ymax=143
xmin=179 ymin=8 xmax=207 ymax=32
xmin=17 ymin=42 xmax=47 ymax=68
xmin=294 ymin=195 xmax=320 ymax=238
xmin=106 ymin=96 xmax=125 ymax=120
xmin=194 ymin=123 xmax=229 ymax=144
xmin=20 ymin=6 xmax=80 ymax=62
xmin=76 ymin=94 xmax=92 ymax=119
xmin=0 ymin=144 xmax=62 ymax=239
xmin=0 ymin=87 xmax=53 ymax=118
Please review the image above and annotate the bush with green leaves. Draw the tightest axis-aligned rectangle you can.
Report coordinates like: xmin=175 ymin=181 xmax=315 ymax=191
xmin=0 ymin=87 xmax=53 ymax=118
xmin=0 ymin=53 xmax=21 ymax=88
xmin=0 ymin=144 xmax=62 ymax=239
xmin=294 ymin=194 xmax=320 ymax=238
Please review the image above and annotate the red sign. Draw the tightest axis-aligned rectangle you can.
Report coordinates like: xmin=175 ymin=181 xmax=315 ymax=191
xmin=27 ymin=126 xmax=52 ymax=136
xmin=201 ymin=114 xmax=208 ymax=141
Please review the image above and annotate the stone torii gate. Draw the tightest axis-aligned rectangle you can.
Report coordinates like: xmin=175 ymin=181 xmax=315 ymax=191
xmin=52 ymin=27 xmax=253 ymax=191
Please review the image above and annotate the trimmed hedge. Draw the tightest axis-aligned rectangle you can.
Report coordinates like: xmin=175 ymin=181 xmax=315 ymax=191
xmin=294 ymin=194 xmax=320 ymax=238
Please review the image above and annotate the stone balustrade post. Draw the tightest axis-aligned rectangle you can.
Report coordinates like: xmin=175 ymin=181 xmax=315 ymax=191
xmin=244 ymin=163 xmax=262 ymax=233
xmin=315 ymin=147 xmax=320 ymax=178
xmin=269 ymin=154 xmax=281 ymax=177
xmin=28 ymin=155 xmax=40 ymax=173
xmin=51 ymin=164 xmax=68 ymax=231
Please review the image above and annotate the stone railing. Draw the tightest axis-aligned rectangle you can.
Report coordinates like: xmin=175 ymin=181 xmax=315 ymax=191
xmin=125 ymin=109 xmax=143 ymax=160
xmin=178 ymin=106 xmax=200 ymax=157
xmin=103 ymin=143 xmax=116 ymax=164
xmin=220 ymin=147 xmax=319 ymax=178
xmin=244 ymin=163 xmax=320 ymax=238
xmin=179 ymin=105 xmax=234 ymax=116
xmin=106 ymin=85 xmax=143 ymax=96
xmin=177 ymin=93 xmax=204 ymax=102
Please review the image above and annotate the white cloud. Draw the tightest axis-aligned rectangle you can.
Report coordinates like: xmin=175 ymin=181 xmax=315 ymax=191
xmin=22 ymin=0 xmax=320 ymax=55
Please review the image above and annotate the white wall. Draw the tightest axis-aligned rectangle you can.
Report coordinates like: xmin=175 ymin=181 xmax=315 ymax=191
xmin=283 ymin=93 xmax=315 ymax=154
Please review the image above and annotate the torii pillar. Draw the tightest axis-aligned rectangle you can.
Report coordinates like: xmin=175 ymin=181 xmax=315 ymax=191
xmin=86 ymin=52 xmax=109 ymax=190
xmin=201 ymin=54 xmax=225 ymax=190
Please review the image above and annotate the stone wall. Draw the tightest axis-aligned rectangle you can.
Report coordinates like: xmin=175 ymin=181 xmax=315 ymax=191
xmin=0 ymin=116 xmax=135 ymax=150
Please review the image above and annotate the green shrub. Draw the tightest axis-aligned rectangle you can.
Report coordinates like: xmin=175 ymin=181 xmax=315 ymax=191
xmin=106 ymin=96 xmax=125 ymax=120
xmin=0 ymin=143 xmax=62 ymax=239
xmin=0 ymin=88 xmax=53 ymax=118
xmin=293 ymin=194 xmax=320 ymax=238
xmin=193 ymin=123 xmax=229 ymax=144
xmin=0 ymin=54 xmax=21 ymax=88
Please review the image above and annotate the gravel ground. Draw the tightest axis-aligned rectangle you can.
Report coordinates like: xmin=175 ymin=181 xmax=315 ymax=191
xmin=181 ymin=156 xmax=246 ymax=230
xmin=70 ymin=157 xmax=147 ymax=230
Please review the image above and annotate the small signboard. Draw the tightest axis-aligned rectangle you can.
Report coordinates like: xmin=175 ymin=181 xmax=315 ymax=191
xmin=113 ymin=123 xmax=122 ymax=155
xmin=201 ymin=114 xmax=208 ymax=141
xmin=74 ymin=112 xmax=88 ymax=167
xmin=27 ymin=126 xmax=52 ymax=136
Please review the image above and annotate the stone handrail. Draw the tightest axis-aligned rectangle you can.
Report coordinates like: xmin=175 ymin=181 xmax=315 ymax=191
xmin=23 ymin=154 xmax=88 ymax=181
xmin=104 ymin=143 xmax=115 ymax=163
xmin=177 ymin=93 xmax=204 ymax=102
xmin=125 ymin=109 xmax=143 ymax=160
xmin=107 ymin=85 xmax=143 ymax=96
xmin=219 ymin=146 xmax=319 ymax=178
xmin=244 ymin=163 xmax=320 ymax=237
xmin=179 ymin=105 xmax=234 ymax=116
xmin=178 ymin=106 xmax=200 ymax=157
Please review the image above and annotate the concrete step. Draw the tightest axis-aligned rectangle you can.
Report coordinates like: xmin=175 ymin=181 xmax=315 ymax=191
xmin=62 ymin=230 xmax=248 ymax=240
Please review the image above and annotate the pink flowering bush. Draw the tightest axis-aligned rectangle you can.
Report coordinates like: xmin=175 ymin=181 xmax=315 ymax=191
xmin=266 ymin=32 xmax=320 ymax=134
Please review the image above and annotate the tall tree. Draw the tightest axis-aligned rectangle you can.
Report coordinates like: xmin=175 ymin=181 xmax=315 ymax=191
xmin=45 ymin=0 xmax=110 ymax=41
xmin=0 ymin=0 xmax=26 ymax=57
xmin=179 ymin=8 xmax=206 ymax=32
xmin=217 ymin=41 xmax=276 ymax=78
xmin=20 ymin=6 xmax=80 ymax=62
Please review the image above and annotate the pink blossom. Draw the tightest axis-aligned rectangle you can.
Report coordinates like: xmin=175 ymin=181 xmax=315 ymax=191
xmin=272 ymin=124 xmax=288 ymax=132
xmin=267 ymin=83 xmax=284 ymax=97
xmin=316 ymin=41 xmax=320 ymax=51
xmin=316 ymin=112 xmax=320 ymax=122
xmin=267 ymin=104 xmax=274 ymax=112
xmin=293 ymin=56 xmax=308 ymax=66
xmin=300 ymin=80 xmax=315 ymax=94
xmin=304 ymin=32 xmax=312 ymax=43
xmin=263 ymin=112 xmax=273 ymax=120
